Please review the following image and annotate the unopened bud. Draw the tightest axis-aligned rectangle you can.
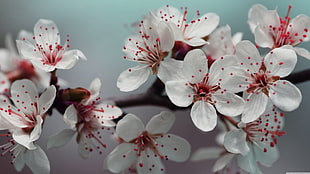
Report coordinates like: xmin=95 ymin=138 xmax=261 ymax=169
xmin=61 ymin=87 xmax=91 ymax=103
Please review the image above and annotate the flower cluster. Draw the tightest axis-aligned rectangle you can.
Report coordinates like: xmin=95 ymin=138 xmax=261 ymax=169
xmin=0 ymin=3 xmax=309 ymax=174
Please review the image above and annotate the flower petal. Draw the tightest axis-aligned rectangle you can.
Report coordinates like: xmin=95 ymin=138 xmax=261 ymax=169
xmin=191 ymin=100 xmax=217 ymax=132
xmin=213 ymin=153 xmax=235 ymax=172
xmin=146 ymin=111 xmax=175 ymax=134
xmin=264 ymin=48 xmax=297 ymax=77
xmin=116 ymin=113 xmax=144 ymax=142
xmin=235 ymin=41 xmax=261 ymax=74
xmin=23 ymin=145 xmax=50 ymax=174
xmin=165 ymin=81 xmax=193 ymax=107
xmin=16 ymin=40 xmax=42 ymax=61
xmin=182 ymin=49 xmax=208 ymax=83
xmin=0 ymin=72 xmax=10 ymax=93
xmin=117 ymin=65 xmax=150 ymax=92
xmin=136 ymin=148 xmax=165 ymax=174
xmin=94 ymin=104 xmax=122 ymax=127
xmin=29 ymin=115 xmax=43 ymax=142
xmin=293 ymin=47 xmax=310 ymax=59
xmin=63 ymin=104 xmax=78 ymax=129
xmin=33 ymin=19 xmax=60 ymax=50
xmin=157 ymin=22 xmax=175 ymax=52
xmin=237 ymin=143 xmax=262 ymax=174
xmin=191 ymin=147 xmax=224 ymax=161
xmin=38 ymin=85 xmax=56 ymax=114
xmin=104 ymin=143 xmax=136 ymax=173
xmin=213 ymin=91 xmax=245 ymax=117
xmin=47 ymin=129 xmax=76 ymax=149
xmin=269 ymin=80 xmax=302 ymax=111
xmin=155 ymin=133 xmax=191 ymax=162
xmin=56 ymin=49 xmax=87 ymax=70
xmin=254 ymin=26 xmax=274 ymax=48
xmin=242 ymin=91 xmax=269 ymax=123
xmin=290 ymin=14 xmax=310 ymax=42
xmin=12 ymin=129 xmax=36 ymax=150
xmin=157 ymin=59 xmax=183 ymax=83
xmin=253 ymin=142 xmax=279 ymax=167
xmin=224 ymin=129 xmax=249 ymax=156
xmin=11 ymin=79 xmax=38 ymax=116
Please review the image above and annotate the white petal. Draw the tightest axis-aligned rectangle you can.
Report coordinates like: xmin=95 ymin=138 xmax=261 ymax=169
xmin=184 ymin=37 xmax=207 ymax=47
xmin=13 ymin=146 xmax=26 ymax=172
xmin=191 ymin=101 xmax=217 ymax=132
xmin=157 ymin=59 xmax=183 ymax=83
xmin=116 ymin=113 xmax=144 ymax=142
xmin=56 ymin=49 xmax=87 ymax=69
xmin=12 ymin=129 xmax=36 ymax=150
xmin=23 ymin=145 xmax=50 ymax=174
xmin=165 ymin=81 xmax=193 ymax=107
xmin=0 ymin=73 xmax=10 ymax=94
xmin=146 ymin=111 xmax=175 ymax=134
xmin=117 ymin=65 xmax=150 ymax=92
xmin=87 ymin=78 xmax=101 ymax=101
xmin=232 ymin=32 xmax=243 ymax=45
xmin=213 ymin=153 xmax=235 ymax=172
xmin=94 ymin=104 xmax=122 ymax=127
xmin=191 ymin=147 xmax=224 ymax=161
xmin=254 ymin=26 xmax=274 ymax=48
xmin=155 ymin=133 xmax=191 ymax=162
xmin=269 ymin=80 xmax=302 ymax=111
xmin=157 ymin=22 xmax=175 ymax=51
xmin=213 ymin=91 xmax=245 ymax=117
xmin=104 ymin=143 xmax=136 ymax=173
xmin=293 ymin=47 xmax=310 ymax=59
xmin=248 ymin=4 xmax=268 ymax=33
xmin=264 ymin=48 xmax=297 ymax=77
xmin=253 ymin=142 xmax=279 ymax=167
xmin=137 ymin=148 xmax=165 ymax=174
xmin=185 ymin=13 xmax=220 ymax=40
xmin=237 ymin=144 xmax=262 ymax=173
xmin=223 ymin=129 xmax=249 ymax=156
xmin=290 ymin=14 xmax=310 ymax=42
xmin=34 ymin=19 xmax=60 ymax=50
xmin=242 ymin=91 xmax=269 ymax=123
xmin=11 ymin=79 xmax=38 ymax=116
xmin=235 ymin=40 xmax=261 ymax=74
xmin=38 ymin=85 xmax=56 ymax=114
xmin=16 ymin=40 xmax=42 ymax=61
xmin=29 ymin=115 xmax=43 ymax=142
xmin=63 ymin=104 xmax=78 ymax=129
xmin=47 ymin=129 xmax=76 ymax=149
xmin=183 ymin=49 xmax=208 ymax=83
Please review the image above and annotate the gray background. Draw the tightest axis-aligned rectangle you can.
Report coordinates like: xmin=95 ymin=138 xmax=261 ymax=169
xmin=0 ymin=0 xmax=309 ymax=173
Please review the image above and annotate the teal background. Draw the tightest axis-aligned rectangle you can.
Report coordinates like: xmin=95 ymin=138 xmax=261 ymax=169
xmin=0 ymin=0 xmax=309 ymax=173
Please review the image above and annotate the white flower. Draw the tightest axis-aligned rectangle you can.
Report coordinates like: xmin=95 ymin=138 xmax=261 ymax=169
xmin=148 ymin=5 xmax=220 ymax=46
xmin=202 ymin=25 xmax=243 ymax=64
xmin=47 ymin=78 xmax=122 ymax=158
xmin=166 ymin=49 xmax=244 ymax=131
xmin=223 ymin=104 xmax=284 ymax=173
xmin=104 ymin=111 xmax=190 ymax=174
xmin=248 ymin=4 xmax=310 ymax=59
xmin=221 ymin=41 xmax=301 ymax=123
xmin=16 ymin=19 xmax=87 ymax=72
xmin=0 ymin=138 xmax=50 ymax=174
xmin=117 ymin=18 xmax=181 ymax=91
xmin=0 ymin=79 xmax=56 ymax=149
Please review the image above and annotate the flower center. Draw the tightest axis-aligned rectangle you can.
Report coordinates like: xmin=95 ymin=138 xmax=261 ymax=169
xmin=191 ymin=75 xmax=220 ymax=103
xmin=5 ymin=60 xmax=37 ymax=82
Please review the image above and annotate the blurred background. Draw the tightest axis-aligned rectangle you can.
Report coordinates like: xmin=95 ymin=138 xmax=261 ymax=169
xmin=0 ymin=0 xmax=309 ymax=173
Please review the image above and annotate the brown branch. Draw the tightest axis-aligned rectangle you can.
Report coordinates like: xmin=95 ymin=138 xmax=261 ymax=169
xmin=284 ymin=69 xmax=310 ymax=84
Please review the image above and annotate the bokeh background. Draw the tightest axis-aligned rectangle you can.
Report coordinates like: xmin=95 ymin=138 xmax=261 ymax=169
xmin=0 ymin=0 xmax=309 ymax=173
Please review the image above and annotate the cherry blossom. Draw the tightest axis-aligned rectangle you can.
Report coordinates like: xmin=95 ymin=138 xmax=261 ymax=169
xmin=0 ymin=79 xmax=56 ymax=150
xmin=0 ymin=33 xmax=51 ymax=93
xmin=148 ymin=5 xmax=220 ymax=46
xmin=220 ymin=40 xmax=301 ymax=123
xmin=0 ymin=136 xmax=50 ymax=174
xmin=165 ymin=49 xmax=244 ymax=131
xmin=202 ymin=25 xmax=243 ymax=66
xmin=104 ymin=111 xmax=190 ymax=174
xmin=117 ymin=17 xmax=182 ymax=92
xmin=47 ymin=78 xmax=122 ymax=158
xmin=248 ymin=4 xmax=310 ymax=59
xmin=16 ymin=19 xmax=87 ymax=72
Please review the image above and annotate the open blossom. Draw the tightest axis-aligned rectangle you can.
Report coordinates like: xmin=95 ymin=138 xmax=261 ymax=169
xmin=47 ymin=78 xmax=122 ymax=158
xmin=166 ymin=49 xmax=244 ymax=132
xmin=148 ymin=5 xmax=220 ymax=46
xmin=223 ymin=104 xmax=284 ymax=173
xmin=248 ymin=4 xmax=310 ymax=59
xmin=16 ymin=19 xmax=87 ymax=72
xmin=202 ymin=25 xmax=243 ymax=65
xmin=0 ymin=137 xmax=50 ymax=174
xmin=104 ymin=112 xmax=190 ymax=174
xmin=117 ymin=18 xmax=182 ymax=92
xmin=221 ymin=41 xmax=301 ymax=123
xmin=0 ymin=79 xmax=56 ymax=150
xmin=0 ymin=33 xmax=51 ymax=94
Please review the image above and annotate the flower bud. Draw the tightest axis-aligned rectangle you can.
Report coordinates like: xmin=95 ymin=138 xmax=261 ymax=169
xmin=61 ymin=87 xmax=91 ymax=103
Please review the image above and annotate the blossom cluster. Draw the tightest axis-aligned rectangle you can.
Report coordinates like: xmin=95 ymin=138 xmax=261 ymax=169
xmin=0 ymin=3 xmax=309 ymax=174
